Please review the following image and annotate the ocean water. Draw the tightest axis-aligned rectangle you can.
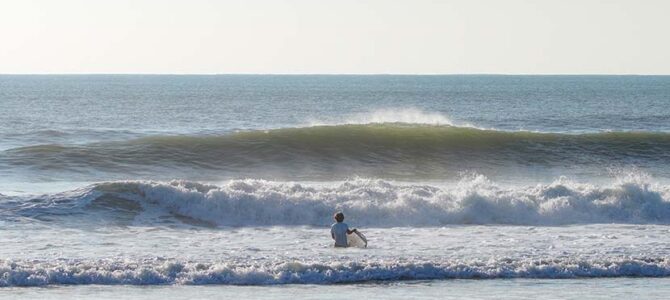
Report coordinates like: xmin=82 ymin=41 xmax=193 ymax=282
xmin=1 ymin=75 xmax=670 ymax=298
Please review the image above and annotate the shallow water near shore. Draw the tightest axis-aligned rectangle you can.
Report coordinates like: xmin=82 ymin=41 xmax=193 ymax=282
xmin=4 ymin=278 xmax=670 ymax=300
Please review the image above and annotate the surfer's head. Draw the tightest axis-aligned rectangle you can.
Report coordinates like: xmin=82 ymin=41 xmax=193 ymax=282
xmin=334 ymin=212 xmax=344 ymax=222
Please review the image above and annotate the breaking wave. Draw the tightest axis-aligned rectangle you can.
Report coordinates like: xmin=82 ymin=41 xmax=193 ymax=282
xmin=6 ymin=175 xmax=670 ymax=226
xmin=308 ymin=108 xmax=466 ymax=127
xmin=2 ymin=257 xmax=670 ymax=286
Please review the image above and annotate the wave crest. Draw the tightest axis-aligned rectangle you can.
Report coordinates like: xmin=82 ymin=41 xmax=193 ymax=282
xmin=2 ymin=257 xmax=670 ymax=286
xmin=4 ymin=124 xmax=670 ymax=179
xmin=9 ymin=175 xmax=670 ymax=226
xmin=308 ymin=108 xmax=462 ymax=127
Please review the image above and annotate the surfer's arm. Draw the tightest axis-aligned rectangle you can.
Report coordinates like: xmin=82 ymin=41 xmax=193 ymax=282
xmin=346 ymin=228 xmax=357 ymax=234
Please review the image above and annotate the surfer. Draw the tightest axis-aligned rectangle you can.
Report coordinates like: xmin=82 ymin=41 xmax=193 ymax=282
xmin=331 ymin=211 xmax=358 ymax=247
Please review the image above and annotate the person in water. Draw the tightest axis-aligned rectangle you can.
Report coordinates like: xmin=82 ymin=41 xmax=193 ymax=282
xmin=331 ymin=211 xmax=357 ymax=247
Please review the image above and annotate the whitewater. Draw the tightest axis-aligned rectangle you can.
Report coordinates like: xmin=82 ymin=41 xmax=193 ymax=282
xmin=6 ymin=175 xmax=670 ymax=227
xmin=2 ymin=75 xmax=670 ymax=298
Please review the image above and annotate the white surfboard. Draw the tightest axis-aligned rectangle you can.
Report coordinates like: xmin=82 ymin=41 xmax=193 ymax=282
xmin=347 ymin=230 xmax=368 ymax=248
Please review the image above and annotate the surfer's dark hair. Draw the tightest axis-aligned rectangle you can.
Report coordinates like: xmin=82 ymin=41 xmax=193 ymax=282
xmin=334 ymin=212 xmax=344 ymax=222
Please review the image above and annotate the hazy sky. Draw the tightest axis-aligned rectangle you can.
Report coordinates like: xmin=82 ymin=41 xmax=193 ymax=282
xmin=1 ymin=0 xmax=668 ymax=74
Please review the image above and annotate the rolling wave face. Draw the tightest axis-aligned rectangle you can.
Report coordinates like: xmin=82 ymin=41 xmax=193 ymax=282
xmin=8 ymin=176 xmax=670 ymax=226
xmin=2 ymin=257 xmax=670 ymax=286
xmin=2 ymin=124 xmax=670 ymax=179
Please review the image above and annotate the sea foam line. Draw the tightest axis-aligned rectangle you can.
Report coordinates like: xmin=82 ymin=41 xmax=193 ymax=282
xmin=2 ymin=257 xmax=670 ymax=286
xmin=7 ymin=174 xmax=670 ymax=226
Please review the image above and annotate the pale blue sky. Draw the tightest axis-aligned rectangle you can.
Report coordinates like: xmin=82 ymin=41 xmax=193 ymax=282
xmin=1 ymin=0 xmax=668 ymax=74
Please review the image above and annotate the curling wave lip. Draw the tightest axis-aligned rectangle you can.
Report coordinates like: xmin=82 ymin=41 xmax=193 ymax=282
xmin=2 ymin=124 xmax=670 ymax=180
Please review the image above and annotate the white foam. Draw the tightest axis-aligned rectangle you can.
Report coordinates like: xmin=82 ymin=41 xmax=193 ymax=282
xmin=79 ymin=174 xmax=670 ymax=227
xmin=345 ymin=108 xmax=454 ymax=125
xmin=306 ymin=108 xmax=478 ymax=128
xmin=2 ymin=257 xmax=669 ymax=286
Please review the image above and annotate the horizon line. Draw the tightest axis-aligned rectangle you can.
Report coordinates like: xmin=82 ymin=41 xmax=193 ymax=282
xmin=1 ymin=73 xmax=670 ymax=76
